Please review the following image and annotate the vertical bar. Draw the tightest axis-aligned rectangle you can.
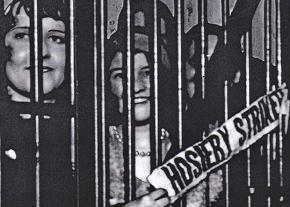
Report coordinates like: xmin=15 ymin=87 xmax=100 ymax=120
xmin=0 ymin=3 xmax=3 ymax=207
xmin=100 ymin=0 xmax=108 ymax=205
xmin=127 ymin=0 xmax=133 ymax=200
xmin=70 ymin=119 xmax=76 ymax=175
xmin=35 ymin=115 xmax=40 ymax=207
xmin=177 ymin=0 xmax=183 ymax=149
xmin=200 ymin=0 xmax=209 ymax=206
xmin=264 ymin=1 xmax=271 ymax=206
xmin=95 ymin=0 xmax=108 ymax=205
xmin=67 ymin=0 xmax=78 ymax=206
xmin=95 ymin=0 xmax=100 ymax=206
xmin=123 ymin=0 xmax=135 ymax=201
xmin=279 ymin=0 xmax=289 ymax=204
xmin=222 ymin=1 xmax=229 ymax=206
xmin=265 ymin=0 xmax=270 ymax=92
xmin=177 ymin=1 xmax=185 ymax=205
xmin=0 ymin=134 xmax=1 ymax=207
xmin=200 ymin=0 xmax=206 ymax=99
xmin=245 ymin=32 xmax=251 ymax=207
xmin=224 ymin=80 xmax=229 ymax=207
xmin=68 ymin=0 xmax=76 ymax=176
xmin=94 ymin=0 xmax=99 ymax=204
xmin=33 ymin=0 xmax=39 ymax=103
xmin=70 ymin=0 xmax=75 ymax=105
xmin=222 ymin=0 xmax=229 ymax=45
xmin=276 ymin=0 xmax=283 ymax=195
xmin=153 ymin=0 xmax=160 ymax=166
xmin=276 ymin=0 xmax=282 ymax=86
xmin=32 ymin=0 xmax=41 ymax=206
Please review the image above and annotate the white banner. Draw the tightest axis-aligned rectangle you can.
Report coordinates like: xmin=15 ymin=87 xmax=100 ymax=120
xmin=148 ymin=86 xmax=289 ymax=202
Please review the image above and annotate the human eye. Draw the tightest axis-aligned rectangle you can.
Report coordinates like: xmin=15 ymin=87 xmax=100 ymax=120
xmin=113 ymin=71 xmax=123 ymax=79
xmin=141 ymin=67 xmax=151 ymax=78
xmin=14 ymin=32 xmax=29 ymax=39
xmin=48 ymin=34 xmax=65 ymax=44
xmin=110 ymin=68 xmax=123 ymax=80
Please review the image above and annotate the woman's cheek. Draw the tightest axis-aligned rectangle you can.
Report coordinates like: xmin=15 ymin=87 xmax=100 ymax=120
xmin=111 ymin=80 xmax=123 ymax=97
xmin=52 ymin=46 xmax=66 ymax=67
xmin=10 ymin=44 xmax=30 ymax=66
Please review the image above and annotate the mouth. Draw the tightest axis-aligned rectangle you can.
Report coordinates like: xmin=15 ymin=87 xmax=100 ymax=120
xmin=134 ymin=96 xmax=150 ymax=104
xmin=25 ymin=66 xmax=54 ymax=73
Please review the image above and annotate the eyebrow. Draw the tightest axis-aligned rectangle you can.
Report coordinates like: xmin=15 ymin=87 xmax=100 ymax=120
xmin=109 ymin=67 xmax=123 ymax=75
xmin=139 ymin=66 xmax=150 ymax=70
xmin=48 ymin=29 xmax=65 ymax=34
xmin=9 ymin=26 xmax=29 ymax=32
xmin=109 ymin=65 xmax=150 ymax=74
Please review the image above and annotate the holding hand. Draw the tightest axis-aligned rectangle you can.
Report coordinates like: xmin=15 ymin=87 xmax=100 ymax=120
xmin=124 ymin=189 xmax=170 ymax=207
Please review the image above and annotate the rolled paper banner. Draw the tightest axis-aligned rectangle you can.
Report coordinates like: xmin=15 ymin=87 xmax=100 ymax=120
xmin=148 ymin=86 xmax=289 ymax=202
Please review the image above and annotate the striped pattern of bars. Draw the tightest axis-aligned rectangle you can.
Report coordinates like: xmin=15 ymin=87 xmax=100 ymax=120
xmin=1 ymin=0 xmax=290 ymax=206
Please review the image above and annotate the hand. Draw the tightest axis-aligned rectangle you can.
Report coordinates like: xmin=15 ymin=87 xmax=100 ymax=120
xmin=124 ymin=189 xmax=170 ymax=207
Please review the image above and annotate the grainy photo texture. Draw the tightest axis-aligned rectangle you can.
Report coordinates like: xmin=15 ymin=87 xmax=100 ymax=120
xmin=0 ymin=0 xmax=290 ymax=206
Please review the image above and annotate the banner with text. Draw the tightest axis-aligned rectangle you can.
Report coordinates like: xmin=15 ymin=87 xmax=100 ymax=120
xmin=148 ymin=86 xmax=289 ymax=202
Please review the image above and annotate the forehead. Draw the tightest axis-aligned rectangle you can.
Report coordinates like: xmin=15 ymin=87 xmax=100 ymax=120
xmin=134 ymin=53 xmax=148 ymax=69
xmin=109 ymin=52 xmax=149 ymax=70
xmin=42 ymin=17 xmax=65 ymax=31
xmin=9 ymin=5 xmax=65 ymax=30
xmin=110 ymin=52 xmax=122 ymax=70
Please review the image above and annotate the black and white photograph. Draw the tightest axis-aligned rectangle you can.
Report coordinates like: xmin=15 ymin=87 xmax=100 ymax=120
xmin=0 ymin=0 xmax=290 ymax=206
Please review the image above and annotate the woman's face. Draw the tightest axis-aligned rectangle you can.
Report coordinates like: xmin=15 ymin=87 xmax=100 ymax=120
xmin=5 ymin=6 xmax=65 ymax=94
xmin=109 ymin=52 xmax=151 ymax=122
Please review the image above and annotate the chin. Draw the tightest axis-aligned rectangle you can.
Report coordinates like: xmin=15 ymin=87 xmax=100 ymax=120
xmin=43 ymin=80 xmax=62 ymax=94
xmin=15 ymin=84 xmax=30 ymax=93
xmin=134 ymin=105 xmax=150 ymax=122
xmin=135 ymin=115 xmax=150 ymax=122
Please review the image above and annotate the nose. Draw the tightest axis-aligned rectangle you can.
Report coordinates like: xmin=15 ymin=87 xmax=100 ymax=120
xmin=134 ymin=75 xmax=146 ymax=93
xmin=42 ymin=41 xmax=50 ymax=59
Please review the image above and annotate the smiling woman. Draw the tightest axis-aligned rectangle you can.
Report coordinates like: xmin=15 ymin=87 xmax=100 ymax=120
xmin=0 ymin=0 xmax=74 ymax=206
xmin=4 ymin=0 xmax=66 ymax=101
xmin=109 ymin=51 xmax=151 ymax=122
xmin=105 ymin=0 xmax=180 ymax=206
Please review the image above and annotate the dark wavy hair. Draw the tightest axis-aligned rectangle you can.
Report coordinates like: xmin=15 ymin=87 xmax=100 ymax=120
xmin=0 ymin=0 xmax=67 ymax=102
xmin=105 ymin=0 xmax=179 ymax=140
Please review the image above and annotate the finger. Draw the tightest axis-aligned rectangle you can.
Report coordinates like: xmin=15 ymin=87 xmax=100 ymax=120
xmin=150 ymin=189 xmax=167 ymax=200
xmin=155 ymin=196 xmax=170 ymax=207
xmin=272 ymin=84 xmax=276 ymax=91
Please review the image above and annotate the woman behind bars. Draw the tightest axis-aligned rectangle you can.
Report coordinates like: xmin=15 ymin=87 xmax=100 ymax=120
xmin=0 ymin=0 xmax=73 ymax=206
xmin=0 ymin=0 xmax=68 ymax=102
xmin=183 ymin=0 xmax=273 ymax=206
xmin=106 ymin=1 xmax=177 ymax=206
xmin=105 ymin=0 xmax=217 ymax=206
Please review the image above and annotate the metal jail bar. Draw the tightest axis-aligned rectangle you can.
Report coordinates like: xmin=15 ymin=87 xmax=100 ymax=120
xmin=125 ymin=0 xmax=135 ymax=201
xmin=199 ymin=0 xmax=209 ymax=206
xmin=31 ymin=0 xmax=41 ymax=206
xmin=0 ymin=0 xmax=289 ymax=206
xmin=0 ymin=0 xmax=77 ymax=206
xmin=0 ymin=0 xmax=2 ymax=204
xmin=245 ymin=31 xmax=252 ymax=207
xmin=153 ymin=0 xmax=160 ymax=168
xmin=265 ymin=1 xmax=272 ymax=206
xmin=97 ymin=1 xmax=288 ymax=206
xmin=59 ymin=0 xmax=288 ymax=206
xmin=96 ymin=0 xmax=108 ymax=205
xmin=222 ymin=0 xmax=230 ymax=206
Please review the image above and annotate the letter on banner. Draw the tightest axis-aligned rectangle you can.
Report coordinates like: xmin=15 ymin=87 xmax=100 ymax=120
xmin=147 ymin=86 xmax=289 ymax=202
